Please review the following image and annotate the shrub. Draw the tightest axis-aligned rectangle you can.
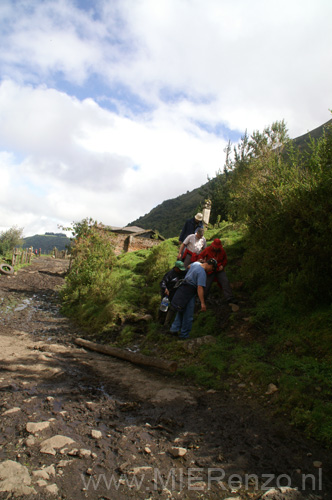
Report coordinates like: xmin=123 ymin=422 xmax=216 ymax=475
xmin=229 ymin=119 xmax=332 ymax=308
xmin=0 ymin=226 xmax=24 ymax=257
xmin=60 ymin=219 xmax=119 ymax=328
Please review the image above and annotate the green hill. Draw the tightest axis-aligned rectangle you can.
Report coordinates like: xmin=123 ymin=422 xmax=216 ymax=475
xmin=23 ymin=233 xmax=71 ymax=254
xmin=292 ymin=117 xmax=332 ymax=148
xmin=128 ymin=184 xmax=212 ymax=239
xmin=128 ymin=118 xmax=332 ymax=237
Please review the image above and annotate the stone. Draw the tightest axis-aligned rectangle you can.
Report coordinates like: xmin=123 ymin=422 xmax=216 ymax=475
xmin=44 ymin=465 xmax=56 ymax=476
xmin=132 ymin=466 xmax=153 ymax=475
xmin=265 ymin=383 xmax=278 ymax=395
xmin=183 ymin=335 xmax=217 ymax=354
xmin=0 ymin=460 xmax=36 ymax=496
xmin=79 ymin=449 xmax=92 ymax=458
xmin=25 ymin=436 xmax=36 ymax=447
xmin=57 ymin=460 xmax=72 ymax=468
xmin=32 ymin=469 xmax=50 ymax=480
xmin=2 ymin=407 xmax=21 ymax=416
xmin=36 ymin=480 xmax=48 ymax=487
xmin=43 ymin=344 xmax=68 ymax=354
xmin=91 ymin=429 xmax=102 ymax=439
xmin=45 ymin=483 xmax=59 ymax=495
xmin=85 ymin=402 xmax=96 ymax=410
xmin=169 ymin=447 xmax=187 ymax=458
xmin=151 ymin=388 xmax=196 ymax=405
xmin=262 ymin=487 xmax=303 ymax=500
xmin=40 ymin=435 xmax=76 ymax=455
xmin=26 ymin=421 xmax=51 ymax=435
xmin=67 ymin=448 xmax=79 ymax=456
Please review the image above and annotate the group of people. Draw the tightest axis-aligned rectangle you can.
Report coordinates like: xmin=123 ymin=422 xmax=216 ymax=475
xmin=159 ymin=212 xmax=238 ymax=340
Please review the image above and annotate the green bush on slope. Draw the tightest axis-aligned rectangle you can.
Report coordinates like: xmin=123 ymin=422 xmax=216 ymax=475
xmin=229 ymin=120 xmax=332 ymax=309
xmin=60 ymin=219 xmax=120 ymax=328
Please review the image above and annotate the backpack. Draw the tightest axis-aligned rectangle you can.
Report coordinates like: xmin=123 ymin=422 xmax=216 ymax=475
xmin=170 ymin=282 xmax=197 ymax=312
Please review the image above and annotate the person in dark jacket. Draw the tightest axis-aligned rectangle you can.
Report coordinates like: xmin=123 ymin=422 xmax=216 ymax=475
xmin=159 ymin=260 xmax=187 ymax=325
xmin=160 ymin=260 xmax=187 ymax=301
xmin=179 ymin=212 xmax=204 ymax=244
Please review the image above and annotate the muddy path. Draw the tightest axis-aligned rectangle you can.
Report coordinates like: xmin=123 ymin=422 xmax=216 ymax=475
xmin=0 ymin=257 xmax=331 ymax=499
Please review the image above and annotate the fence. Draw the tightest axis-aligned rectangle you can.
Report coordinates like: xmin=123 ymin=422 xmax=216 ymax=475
xmin=53 ymin=247 xmax=69 ymax=259
xmin=11 ymin=247 xmax=69 ymax=265
xmin=12 ymin=247 xmax=34 ymax=266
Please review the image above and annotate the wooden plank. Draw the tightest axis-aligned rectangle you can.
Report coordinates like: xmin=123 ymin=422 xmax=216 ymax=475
xmin=74 ymin=337 xmax=177 ymax=373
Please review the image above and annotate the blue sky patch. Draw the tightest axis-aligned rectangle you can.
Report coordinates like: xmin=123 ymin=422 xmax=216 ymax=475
xmin=99 ymin=83 xmax=154 ymax=116
xmin=74 ymin=0 xmax=101 ymax=18
xmin=159 ymin=87 xmax=214 ymax=105
xmin=52 ymin=74 xmax=153 ymax=116
xmin=195 ymin=120 xmax=243 ymax=143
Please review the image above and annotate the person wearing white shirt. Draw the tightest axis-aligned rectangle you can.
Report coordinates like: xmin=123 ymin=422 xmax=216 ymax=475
xmin=177 ymin=227 xmax=207 ymax=268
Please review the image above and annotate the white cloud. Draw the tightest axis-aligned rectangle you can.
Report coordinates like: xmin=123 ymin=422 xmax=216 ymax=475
xmin=0 ymin=0 xmax=331 ymax=236
xmin=114 ymin=0 xmax=332 ymax=135
xmin=1 ymin=0 xmax=107 ymax=84
xmin=0 ymin=80 xmax=223 ymax=235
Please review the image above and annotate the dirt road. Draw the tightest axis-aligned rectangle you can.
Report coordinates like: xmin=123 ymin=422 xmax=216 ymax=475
xmin=0 ymin=257 xmax=331 ymax=499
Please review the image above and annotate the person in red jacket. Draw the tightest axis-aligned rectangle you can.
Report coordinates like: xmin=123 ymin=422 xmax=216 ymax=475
xmin=196 ymin=238 xmax=238 ymax=310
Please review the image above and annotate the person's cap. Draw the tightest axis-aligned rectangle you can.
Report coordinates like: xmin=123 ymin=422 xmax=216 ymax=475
xmin=207 ymin=258 xmax=218 ymax=270
xmin=212 ymin=238 xmax=222 ymax=247
xmin=174 ymin=260 xmax=186 ymax=271
xmin=195 ymin=213 xmax=203 ymax=221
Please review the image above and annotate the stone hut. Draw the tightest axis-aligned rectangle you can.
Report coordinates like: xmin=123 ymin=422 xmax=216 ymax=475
xmin=100 ymin=225 xmax=164 ymax=255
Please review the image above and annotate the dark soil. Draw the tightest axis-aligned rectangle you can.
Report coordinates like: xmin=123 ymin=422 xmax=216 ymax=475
xmin=0 ymin=257 xmax=331 ymax=499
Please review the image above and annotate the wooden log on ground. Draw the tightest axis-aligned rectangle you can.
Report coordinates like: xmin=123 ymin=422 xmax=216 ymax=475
xmin=74 ymin=337 xmax=178 ymax=373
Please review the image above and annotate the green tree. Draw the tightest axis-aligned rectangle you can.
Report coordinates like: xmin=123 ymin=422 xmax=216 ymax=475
xmin=228 ymin=121 xmax=290 ymax=223
xmin=208 ymin=140 xmax=233 ymax=224
xmin=60 ymin=218 xmax=119 ymax=328
xmin=0 ymin=226 xmax=24 ymax=256
xmin=228 ymin=117 xmax=332 ymax=306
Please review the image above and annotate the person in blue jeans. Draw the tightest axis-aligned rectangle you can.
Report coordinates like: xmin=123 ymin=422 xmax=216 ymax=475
xmin=170 ymin=258 xmax=217 ymax=339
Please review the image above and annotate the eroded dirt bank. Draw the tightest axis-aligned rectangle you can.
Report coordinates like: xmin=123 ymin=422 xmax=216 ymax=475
xmin=0 ymin=257 xmax=331 ymax=499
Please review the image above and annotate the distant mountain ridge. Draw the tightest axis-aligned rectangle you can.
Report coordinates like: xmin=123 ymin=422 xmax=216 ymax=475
xmin=292 ymin=118 xmax=332 ymax=147
xmin=23 ymin=233 xmax=71 ymax=253
xmin=128 ymin=118 xmax=332 ymax=238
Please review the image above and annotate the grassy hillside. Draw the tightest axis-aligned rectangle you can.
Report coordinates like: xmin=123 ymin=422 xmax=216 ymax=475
xmin=23 ymin=233 xmax=71 ymax=253
xmin=60 ymin=221 xmax=332 ymax=447
xmin=60 ymin=117 xmax=332 ymax=447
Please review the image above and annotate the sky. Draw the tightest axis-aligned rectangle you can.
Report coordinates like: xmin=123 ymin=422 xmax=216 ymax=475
xmin=0 ymin=0 xmax=331 ymax=237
